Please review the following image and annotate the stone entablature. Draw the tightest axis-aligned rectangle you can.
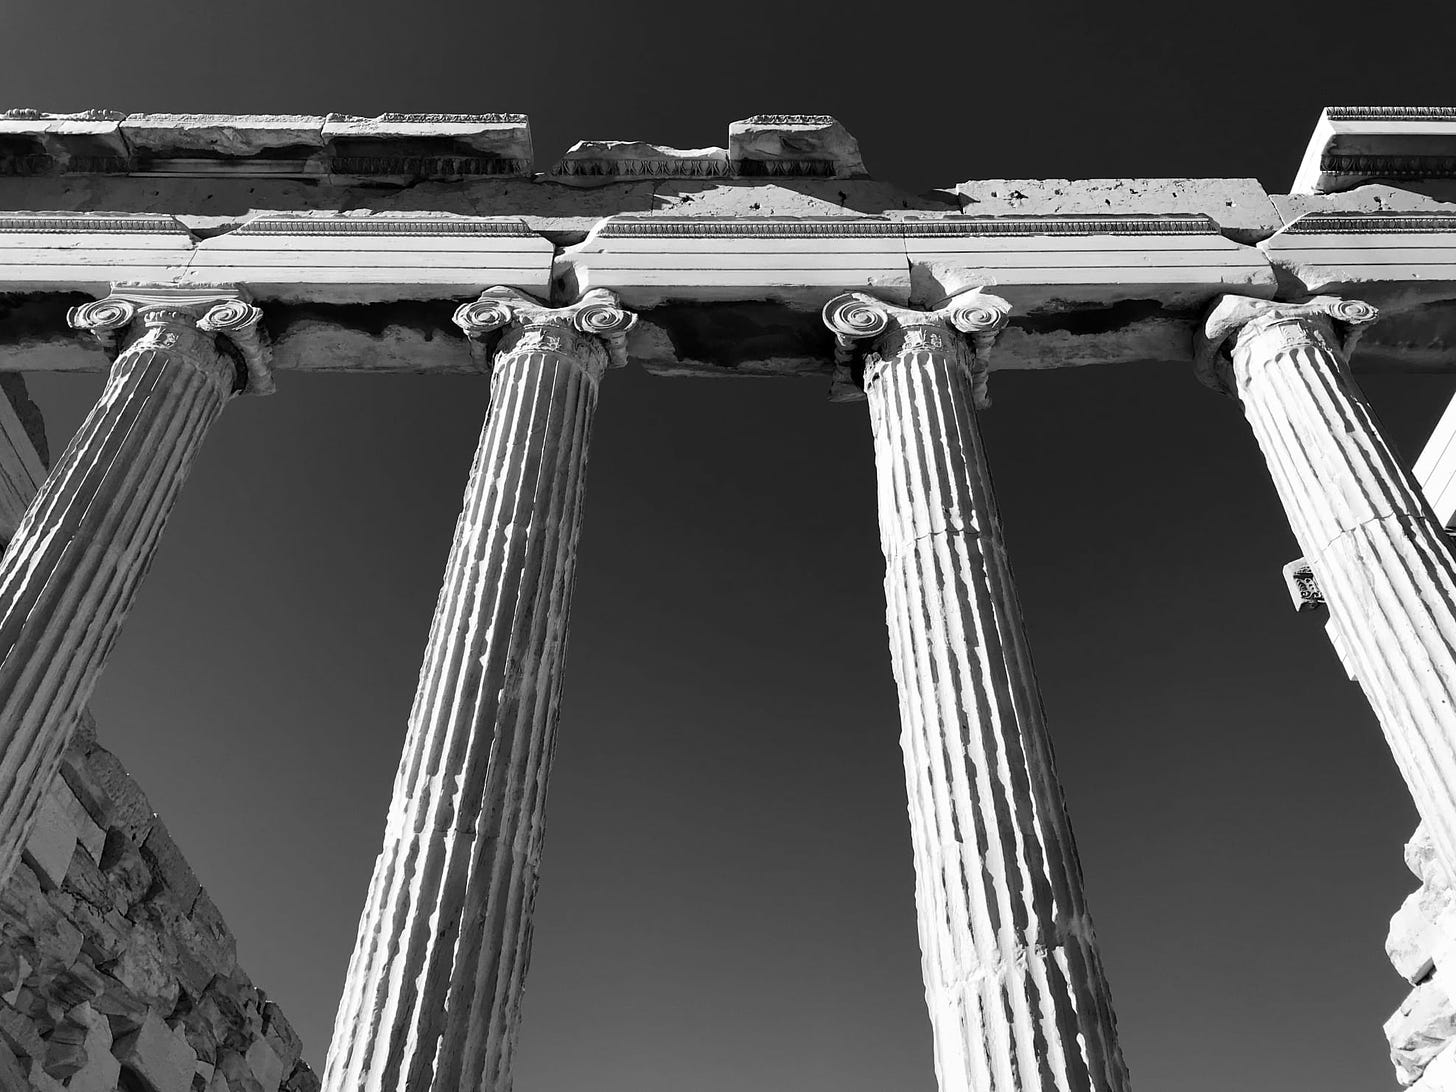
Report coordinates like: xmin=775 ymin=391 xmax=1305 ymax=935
xmin=9 ymin=105 xmax=1456 ymax=1092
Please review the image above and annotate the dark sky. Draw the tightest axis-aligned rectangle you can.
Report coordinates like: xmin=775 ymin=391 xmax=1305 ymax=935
xmin=3 ymin=2 xmax=1455 ymax=1089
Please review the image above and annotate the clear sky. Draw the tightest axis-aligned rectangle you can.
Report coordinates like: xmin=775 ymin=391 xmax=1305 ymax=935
xmin=1 ymin=1 xmax=1452 ymax=1089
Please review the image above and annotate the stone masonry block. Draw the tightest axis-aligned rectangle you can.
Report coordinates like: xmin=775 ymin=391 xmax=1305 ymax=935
xmin=1392 ymin=884 xmax=1456 ymax=983
xmin=22 ymin=788 xmax=78 ymax=890
xmin=42 ymin=1010 xmax=90 ymax=1078
xmin=141 ymin=822 xmax=202 ymax=911
xmin=100 ymin=826 xmax=153 ymax=911
xmin=1415 ymin=1037 xmax=1456 ymax=1091
xmin=282 ymin=1060 xmax=321 ymax=1092
xmin=0 ymin=1000 xmax=43 ymax=1061
xmin=115 ymin=1010 xmax=198 ymax=1092
xmin=75 ymin=746 xmax=156 ymax=844
xmin=246 ymin=1034 xmax=284 ymax=1092
xmin=57 ymin=774 xmax=106 ymax=863
xmin=62 ymin=1001 xmax=120 ymax=1092
xmin=0 ymin=1037 xmax=25 ymax=1089
xmin=260 ymin=1001 xmax=301 ymax=1072
xmin=100 ymin=922 xmax=182 ymax=1013
xmin=184 ymin=891 xmax=238 ymax=984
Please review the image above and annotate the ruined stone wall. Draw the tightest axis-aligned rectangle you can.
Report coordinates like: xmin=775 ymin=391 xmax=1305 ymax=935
xmin=1386 ymin=826 xmax=1456 ymax=1089
xmin=0 ymin=709 xmax=319 ymax=1092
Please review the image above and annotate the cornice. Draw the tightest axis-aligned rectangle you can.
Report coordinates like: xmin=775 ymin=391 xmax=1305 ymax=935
xmin=1325 ymin=107 xmax=1456 ymax=120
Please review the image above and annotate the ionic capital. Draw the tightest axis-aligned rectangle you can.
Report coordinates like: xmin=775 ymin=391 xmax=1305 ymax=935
xmin=68 ymin=284 xmax=274 ymax=396
xmin=1194 ymin=294 xmax=1380 ymax=393
xmin=821 ymin=290 xmax=1011 ymax=406
xmin=452 ymin=287 xmax=637 ymax=379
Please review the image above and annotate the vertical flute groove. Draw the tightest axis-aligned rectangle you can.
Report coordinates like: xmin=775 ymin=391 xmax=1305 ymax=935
xmin=324 ymin=328 xmax=605 ymax=1092
xmin=1229 ymin=317 xmax=1456 ymax=877
xmin=866 ymin=339 xmax=1129 ymax=1092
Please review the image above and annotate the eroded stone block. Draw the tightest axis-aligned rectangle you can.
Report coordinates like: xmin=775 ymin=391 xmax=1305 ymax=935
xmin=141 ymin=822 xmax=201 ymax=911
xmin=951 ymin=177 xmax=1281 ymax=244
xmin=728 ymin=114 xmax=865 ymax=178
xmin=22 ymin=788 xmax=78 ymax=891
xmin=115 ymin=1010 xmax=197 ymax=1092
xmin=1389 ymin=975 xmax=1456 ymax=1085
xmin=552 ymin=140 xmax=728 ymax=182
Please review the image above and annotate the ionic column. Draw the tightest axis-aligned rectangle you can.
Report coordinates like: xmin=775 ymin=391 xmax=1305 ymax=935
xmin=324 ymin=287 xmax=635 ymax=1092
xmin=824 ymin=292 xmax=1130 ymax=1092
xmin=1198 ymin=295 xmax=1456 ymax=878
xmin=0 ymin=285 xmax=270 ymax=889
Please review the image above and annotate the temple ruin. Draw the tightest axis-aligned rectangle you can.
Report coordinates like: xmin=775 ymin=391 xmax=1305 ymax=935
xmin=0 ymin=107 xmax=1455 ymax=1091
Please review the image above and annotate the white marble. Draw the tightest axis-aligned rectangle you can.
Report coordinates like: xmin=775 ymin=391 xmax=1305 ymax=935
xmin=824 ymin=289 xmax=1130 ymax=1092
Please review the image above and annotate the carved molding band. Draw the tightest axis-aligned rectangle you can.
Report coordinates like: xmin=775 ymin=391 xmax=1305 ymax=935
xmin=1282 ymin=558 xmax=1325 ymax=612
xmin=67 ymin=285 xmax=274 ymax=396
xmin=822 ymin=290 xmax=1011 ymax=406
xmin=452 ymin=287 xmax=637 ymax=375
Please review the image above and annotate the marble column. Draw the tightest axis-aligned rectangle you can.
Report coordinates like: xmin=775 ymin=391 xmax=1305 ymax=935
xmin=324 ymin=287 xmax=635 ymax=1092
xmin=824 ymin=292 xmax=1130 ymax=1092
xmin=0 ymin=285 xmax=270 ymax=888
xmin=1198 ymin=294 xmax=1456 ymax=878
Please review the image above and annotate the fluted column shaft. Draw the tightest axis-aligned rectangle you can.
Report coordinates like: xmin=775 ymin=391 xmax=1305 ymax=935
xmin=1202 ymin=294 xmax=1456 ymax=878
xmin=0 ymin=289 xmax=263 ymax=890
xmin=324 ymin=289 xmax=634 ymax=1092
xmin=825 ymin=294 xmax=1130 ymax=1092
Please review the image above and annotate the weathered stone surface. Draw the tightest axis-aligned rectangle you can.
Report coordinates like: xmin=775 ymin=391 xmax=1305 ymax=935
xmin=322 ymin=112 xmax=532 ymax=176
xmin=1391 ymin=883 xmax=1456 ymax=983
xmin=1272 ymin=183 xmax=1456 ymax=226
xmin=0 ymin=1035 xmax=26 ymax=1088
xmin=325 ymin=291 xmax=634 ymax=1092
xmin=1201 ymin=296 xmax=1456 ymax=949
xmin=1413 ymin=826 xmax=1450 ymax=887
xmin=246 ymin=1033 xmax=285 ymax=1092
xmin=0 ymin=286 xmax=271 ymax=899
xmin=119 ymin=115 xmax=327 ymax=157
xmin=42 ymin=1008 xmax=90 ymax=1077
xmin=1392 ymin=976 xmax=1456 ymax=1085
xmin=99 ymin=827 xmax=153 ymax=912
xmin=1415 ymin=1041 xmax=1456 ymax=1090
xmin=70 ymin=743 xmax=156 ymax=846
xmin=0 ymin=723 xmax=317 ymax=1092
xmin=0 ymin=109 xmax=128 ymax=170
xmin=64 ymin=1002 xmax=121 ymax=1092
xmin=115 ymin=1010 xmax=198 ymax=1092
xmin=0 ymin=1000 xmax=44 ymax=1059
xmin=551 ymin=140 xmax=728 ymax=182
xmin=140 ymin=822 xmax=201 ymax=912
xmin=0 ymin=372 xmax=47 ymax=544
xmin=950 ymin=177 xmax=1281 ymax=243
xmin=824 ymin=291 xmax=1129 ymax=1091
xmin=728 ymin=114 xmax=865 ymax=177
xmin=21 ymin=788 xmax=78 ymax=890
